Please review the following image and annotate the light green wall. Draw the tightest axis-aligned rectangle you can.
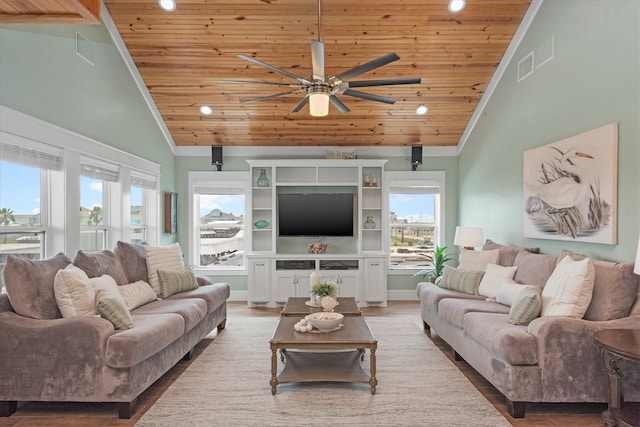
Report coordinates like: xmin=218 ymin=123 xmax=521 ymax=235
xmin=0 ymin=23 xmax=177 ymax=244
xmin=459 ymin=0 xmax=640 ymax=263
xmin=175 ymin=155 xmax=458 ymax=292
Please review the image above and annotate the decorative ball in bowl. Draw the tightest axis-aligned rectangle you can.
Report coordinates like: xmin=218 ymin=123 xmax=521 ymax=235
xmin=305 ymin=312 xmax=344 ymax=331
xmin=308 ymin=241 xmax=328 ymax=254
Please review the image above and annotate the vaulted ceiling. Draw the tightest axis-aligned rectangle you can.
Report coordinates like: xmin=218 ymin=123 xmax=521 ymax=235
xmin=2 ymin=0 xmax=533 ymax=147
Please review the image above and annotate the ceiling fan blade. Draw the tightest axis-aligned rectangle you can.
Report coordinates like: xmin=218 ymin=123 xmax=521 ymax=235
xmin=291 ymin=96 xmax=309 ymax=113
xmin=219 ymin=79 xmax=302 ymax=88
xmin=237 ymin=54 xmax=310 ymax=85
xmin=334 ymin=53 xmax=400 ymax=82
xmin=311 ymin=41 xmax=325 ymax=80
xmin=243 ymin=90 xmax=303 ymax=104
xmin=347 ymin=77 xmax=421 ymax=88
xmin=329 ymin=95 xmax=350 ymax=113
xmin=343 ymin=89 xmax=396 ymax=105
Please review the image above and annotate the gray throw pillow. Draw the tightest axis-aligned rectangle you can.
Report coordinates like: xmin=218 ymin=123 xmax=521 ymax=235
xmin=73 ymin=250 xmax=129 ymax=285
xmin=482 ymin=239 xmax=540 ymax=266
xmin=115 ymin=241 xmax=149 ymax=283
xmin=437 ymin=265 xmax=484 ymax=295
xmin=4 ymin=252 xmax=71 ymax=319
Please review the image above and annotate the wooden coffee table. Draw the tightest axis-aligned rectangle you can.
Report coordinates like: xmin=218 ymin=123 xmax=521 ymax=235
xmin=280 ymin=297 xmax=362 ymax=317
xmin=269 ymin=316 xmax=377 ymax=395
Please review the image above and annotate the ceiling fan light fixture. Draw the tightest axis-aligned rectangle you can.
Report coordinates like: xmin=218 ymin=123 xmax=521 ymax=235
xmin=158 ymin=0 xmax=176 ymax=12
xmin=416 ymin=105 xmax=428 ymax=115
xmin=448 ymin=0 xmax=466 ymax=13
xmin=309 ymin=92 xmax=329 ymax=117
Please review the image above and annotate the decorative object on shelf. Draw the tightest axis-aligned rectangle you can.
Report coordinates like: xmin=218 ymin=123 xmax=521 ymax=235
xmin=320 ymin=295 xmax=338 ymax=311
xmin=305 ymin=312 xmax=344 ymax=331
xmin=412 ymin=245 xmax=455 ymax=283
xmin=363 ymin=174 xmax=372 ymax=187
xmin=371 ymin=176 xmax=379 ymax=187
xmin=454 ymin=226 xmax=484 ymax=250
xmin=254 ymin=220 xmax=270 ymax=229
xmin=256 ymin=169 xmax=270 ymax=187
xmin=326 ymin=148 xmax=356 ymax=159
xmin=309 ymin=270 xmax=322 ymax=304
xmin=311 ymin=281 xmax=337 ymax=300
xmin=308 ymin=241 xmax=328 ymax=254
xmin=364 ymin=216 xmax=376 ymax=229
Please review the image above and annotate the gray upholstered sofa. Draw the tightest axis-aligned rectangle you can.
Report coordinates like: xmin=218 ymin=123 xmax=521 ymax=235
xmin=417 ymin=240 xmax=640 ymax=418
xmin=0 ymin=241 xmax=230 ymax=419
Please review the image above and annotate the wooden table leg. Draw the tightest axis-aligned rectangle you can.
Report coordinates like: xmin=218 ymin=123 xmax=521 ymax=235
xmin=270 ymin=343 xmax=278 ymax=395
xmin=601 ymin=348 xmax=622 ymax=427
xmin=369 ymin=343 xmax=377 ymax=395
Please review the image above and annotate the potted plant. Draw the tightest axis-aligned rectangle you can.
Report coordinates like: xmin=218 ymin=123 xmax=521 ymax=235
xmin=311 ymin=281 xmax=337 ymax=304
xmin=412 ymin=245 xmax=455 ymax=283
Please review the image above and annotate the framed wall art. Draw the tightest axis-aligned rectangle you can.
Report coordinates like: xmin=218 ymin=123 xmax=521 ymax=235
xmin=164 ymin=192 xmax=178 ymax=235
xmin=523 ymin=123 xmax=618 ymax=244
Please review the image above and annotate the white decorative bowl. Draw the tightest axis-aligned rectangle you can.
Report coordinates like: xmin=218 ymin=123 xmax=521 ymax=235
xmin=305 ymin=312 xmax=344 ymax=331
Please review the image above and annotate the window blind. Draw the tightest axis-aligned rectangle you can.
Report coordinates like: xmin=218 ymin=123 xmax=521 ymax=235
xmin=80 ymin=157 xmax=120 ymax=182
xmin=131 ymin=171 xmax=157 ymax=190
xmin=0 ymin=140 xmax=63 ymax=171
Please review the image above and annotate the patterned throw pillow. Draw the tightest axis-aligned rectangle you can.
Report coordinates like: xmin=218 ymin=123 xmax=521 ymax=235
xmin=157 ymin=266 xmax=199 ymax=298
xmin=541 ymin=255 xmax=595 ymax=318
xmin=437 ymin=265 xmax=484 ymax=295
xmin=95 ymin=288 xmax=133 ymax=330
xmin=496 ymin=283 xmax=542 ymax=325
xmin=144 ymin=243 xmax=185 ymax=295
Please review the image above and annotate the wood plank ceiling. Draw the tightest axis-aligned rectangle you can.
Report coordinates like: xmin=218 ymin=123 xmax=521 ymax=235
xmin=3 ymin=0 xmax=533 ymax=147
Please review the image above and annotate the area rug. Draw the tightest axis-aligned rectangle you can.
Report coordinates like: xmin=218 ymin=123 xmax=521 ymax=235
xmin=136 ymin=315 xmax=510 ymax=427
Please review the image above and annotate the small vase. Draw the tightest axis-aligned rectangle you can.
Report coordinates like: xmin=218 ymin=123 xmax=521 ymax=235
xmin=364 ymin=216 xmax=376 ymax=229
xmin=256 ymin=169 xmax=270 ymax=187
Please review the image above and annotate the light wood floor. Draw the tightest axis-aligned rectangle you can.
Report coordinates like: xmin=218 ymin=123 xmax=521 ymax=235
xmin=0 ymin=301 xmax=610 ymax=427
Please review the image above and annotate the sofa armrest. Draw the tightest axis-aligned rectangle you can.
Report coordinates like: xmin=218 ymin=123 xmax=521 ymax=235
xmin=527 ymin=314 xmax=640 ymax=400
xmin=196 ymin=274 xmax=213 ymax=286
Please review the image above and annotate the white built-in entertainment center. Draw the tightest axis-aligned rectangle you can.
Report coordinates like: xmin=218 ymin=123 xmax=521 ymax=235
xmin=246 ymin=159 xmax=388 ymax=307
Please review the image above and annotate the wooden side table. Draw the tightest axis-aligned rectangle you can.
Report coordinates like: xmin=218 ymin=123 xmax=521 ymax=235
xmin=593 ymin=329 xmax=640 ymax=427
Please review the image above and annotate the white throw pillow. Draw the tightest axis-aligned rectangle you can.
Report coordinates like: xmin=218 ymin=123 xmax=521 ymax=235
xmin=541 ymin=255 xmax=595 ymax=318
xmin=458 ymin=248 xmax=499 ymax=272
xmin=478 ymin=263 xmax=518 ymax=298
xmin=144 ymin=243 xmax=184 ymax=295
xmin=118 ymin=280 xmax=157 ymax=311
xmin=496 ymin=283 xmax=529 ymax=307
xmin=54 ymin=264 xmax=96 ymax=317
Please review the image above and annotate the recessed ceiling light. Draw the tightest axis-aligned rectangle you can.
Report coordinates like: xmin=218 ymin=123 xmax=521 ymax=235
xmin=158 ymin=0 xmax=176 ymax=12
xmin=416 ymin=105 xmax=428 ymax=115
xmin=199 ymin=105 xmax=213 ymax=115
xmin=448 ymin=0 xmax=466 ymax=13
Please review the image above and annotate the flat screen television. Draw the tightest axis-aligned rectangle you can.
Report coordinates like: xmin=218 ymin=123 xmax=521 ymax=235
xmin=278 ymin=193 xmax=354 ymax=236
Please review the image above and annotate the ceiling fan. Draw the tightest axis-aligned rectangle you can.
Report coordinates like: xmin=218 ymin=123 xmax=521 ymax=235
xmin=220 ymin=0 xmax=421 ymax=117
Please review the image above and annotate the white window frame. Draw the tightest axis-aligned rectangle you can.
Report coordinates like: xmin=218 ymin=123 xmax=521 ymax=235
xmin=188 ymin=171 xmax=250 ymax=275
xmin=385 ymin=171 xmax=446 ymax=274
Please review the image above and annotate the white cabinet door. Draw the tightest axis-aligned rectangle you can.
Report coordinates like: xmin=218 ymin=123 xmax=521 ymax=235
xmin=248 ymin=258 xmax=271 ymax=303
xmin=321 ymin=271 xmax=360 ymax=300
xmin=274 ymin=271 xmax=312 ymax=303
xmin=363 ymin=258 xmax=387 ymax=303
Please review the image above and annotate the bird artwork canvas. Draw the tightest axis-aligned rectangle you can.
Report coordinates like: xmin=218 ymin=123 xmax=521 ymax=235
xmin=523 ymin=123 xmax=618 ymax=244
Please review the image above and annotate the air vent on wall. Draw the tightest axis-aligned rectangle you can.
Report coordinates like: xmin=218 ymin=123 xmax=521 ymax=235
xmin=517 ymin=51 xmax=534 ymax=82
xmin=76 ymin=32 xmax=94 ymax=65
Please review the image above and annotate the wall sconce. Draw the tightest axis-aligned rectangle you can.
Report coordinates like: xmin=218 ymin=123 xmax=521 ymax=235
xmin=454 ymin=226 xmax=484 ymax=250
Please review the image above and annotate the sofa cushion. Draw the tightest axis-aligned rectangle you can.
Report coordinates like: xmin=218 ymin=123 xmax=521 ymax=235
xmin=482 ymin=239 xmax=540 ymax=266
xmin=416 ymin=282 xmax=485 ymax=313
xmin=132 ymin=298 xmax=207 ymax=333
xmin=541 ymin=255 xmax=595 ymax=318
xmin=464 ymin=312 xmax=538 ymax=366
xmin=115 ymin=241 xmax=148 ymax=283
xmin=438 ymin=265 xmax=484 ymax=294
xmin=513 ymin=251 xmax=558 ymax=288
xmin=560 ymin=250 xmax=639 ymax=321
xmin=478 ymin=263 xmax=518 ymax=299
xmin=496 ymin=284 xmax=542 ymax=325
xmin=53 ymin=264 xmax=96 ymax=317
xmin=105 ymin=313 xmax=185 ymax=368
xmin=95 ymin=288 xmax=134 ymax=330
xmin=458 ymin=248 xmax=499 ymax=272
xmin=144 ymin=243 xmax=184 ymax=295
xmin=73 ymin=250 xmax=129 ymax=285
xmin=438 ymin=298 xmax=509 ymax=329
xmin=167 ymin=282 xmax=231 ymax=314
xmin=157 ymin=266 xmax=199 ymax=298
xmin=118 ymin=280 xmax=157 ymax=310
xmin=4 ymin=252 xmax=71 ymax=319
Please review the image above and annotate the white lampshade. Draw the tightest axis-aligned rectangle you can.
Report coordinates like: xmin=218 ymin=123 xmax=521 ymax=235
xmin=309 ymin=93 xmax=329 ymax=117
xmin=454 ymin=226 xmax=484 ymax=249
xmin=634 ymin=234 xmax=640 ymax=275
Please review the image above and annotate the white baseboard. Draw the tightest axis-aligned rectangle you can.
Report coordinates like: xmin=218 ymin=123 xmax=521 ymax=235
xmin=229 ymin=290 xmax=248 ymax=302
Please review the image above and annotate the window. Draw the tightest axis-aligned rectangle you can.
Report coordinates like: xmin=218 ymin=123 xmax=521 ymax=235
xmin=130 ymin=171 xmax=157 ymax=244
xmin=79 ymin=158 xmax=119 ymax=253
xmin=188 ymin=172 xmax=249 ymax=271
xmin=386 ymin=171 xmax=446 ymax=270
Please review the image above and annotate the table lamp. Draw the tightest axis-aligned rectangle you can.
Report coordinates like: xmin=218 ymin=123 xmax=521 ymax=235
xmin=454 ymin=226 xmax=484 ymax=250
